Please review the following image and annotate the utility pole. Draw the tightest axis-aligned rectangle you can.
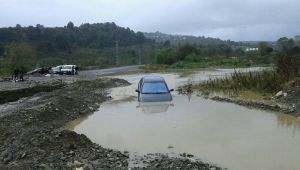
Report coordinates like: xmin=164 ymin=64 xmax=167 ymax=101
xmin=138 ymin=48 xmax=142 ymax=65
xmin=115 ymin=40 xmax=119 ymax=65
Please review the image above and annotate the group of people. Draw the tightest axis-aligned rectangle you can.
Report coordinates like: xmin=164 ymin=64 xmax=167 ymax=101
xmin=12 ymin=69 xmax=24 ymax=82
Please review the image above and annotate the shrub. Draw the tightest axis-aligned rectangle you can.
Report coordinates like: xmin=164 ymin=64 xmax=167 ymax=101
xmin=198 ymin=70 xmax=287 ymax=93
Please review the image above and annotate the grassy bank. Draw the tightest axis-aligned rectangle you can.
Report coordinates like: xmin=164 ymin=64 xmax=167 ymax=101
xmin=140 ymin=62 xmax=271 ymax=79
xmin=179 ymin=69 xmax=299 ymax=102
xmin=168 ymin=56 xmax=271 ymax=69
xmin=199 ymin=70 xmax=291 ymax=93
xmin=141 ymin=55 xmax=272 ymax=72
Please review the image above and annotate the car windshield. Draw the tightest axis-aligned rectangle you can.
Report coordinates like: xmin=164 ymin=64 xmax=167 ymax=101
xmin=142 ymin=82 xmax=169 ymax=94
xmin=62 ymin=66 xmax=72 ymax=69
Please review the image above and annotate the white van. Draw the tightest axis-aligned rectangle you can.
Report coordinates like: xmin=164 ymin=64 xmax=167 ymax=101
xmin=60 ymin=65 xmax=77 ymax=75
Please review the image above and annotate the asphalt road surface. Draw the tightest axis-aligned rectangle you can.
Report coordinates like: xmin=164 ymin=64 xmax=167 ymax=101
xmin=78 ymin=65 xmax=143 ymax=77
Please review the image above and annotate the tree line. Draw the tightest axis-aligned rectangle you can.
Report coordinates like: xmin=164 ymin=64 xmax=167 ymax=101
xmin=0 ymin=22 xmax=155 ymax=75
xmin=0 ymin=21 xmax=299 ymax=76
xmin=155 ymin=37 xmax=299 ymax=71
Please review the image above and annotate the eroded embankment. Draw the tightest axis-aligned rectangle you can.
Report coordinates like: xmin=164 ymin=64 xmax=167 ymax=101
xmin=0 ymin=78 xmax=130 ymax=169
xmin=178 ymin=79 xmax=300 ymax=117
xmin=210 ymin=96 xmax=296 ymax=115
xmin=0 ymin=76 xmax=77 ymax=104
xmin=0 ymin=84 xmax=64 ymax=104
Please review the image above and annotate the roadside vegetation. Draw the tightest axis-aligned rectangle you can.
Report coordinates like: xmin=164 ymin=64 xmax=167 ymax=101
xmin=0 ymin=22 xmax=279 ymax=77
xmin=140 ymin=39 xmax=276 ymax=73
xmin=0 ymin=22 xmax=155 ymax=76
xmin=180 ymin=37 xmax=300 ymax=98
xmin=0 ymin=21 xmax=299 ymax=83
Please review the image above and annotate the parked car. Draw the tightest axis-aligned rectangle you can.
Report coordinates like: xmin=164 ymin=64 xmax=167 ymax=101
xmin=135 ymin=76 xmax=174 ymax=102
xmin=27 ymin=67 xmax=50 ymax=75
xmin=60 ymin=65 xmax=77 ymax=75
xmin=50 ymin=65 xmax=62 ymax=74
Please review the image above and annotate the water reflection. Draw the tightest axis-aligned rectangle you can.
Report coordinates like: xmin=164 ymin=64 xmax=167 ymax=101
xmin=276 ymin=112 xmax=300 ymax=136
xmin=67 ymin=69 xmax=300 ymax=170
xmin=68 ymin=95 xmax=300 ymax=170
xmin=137 ymin=102 xmax=174 ymax=114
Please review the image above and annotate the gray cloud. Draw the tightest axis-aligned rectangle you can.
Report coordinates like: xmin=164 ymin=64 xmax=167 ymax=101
xmin=0 ymin=0 xmax=299 ymax=41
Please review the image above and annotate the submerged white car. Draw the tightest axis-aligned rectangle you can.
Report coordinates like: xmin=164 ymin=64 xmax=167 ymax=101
xmin=135 ymin=76 xmax=174 ymax=102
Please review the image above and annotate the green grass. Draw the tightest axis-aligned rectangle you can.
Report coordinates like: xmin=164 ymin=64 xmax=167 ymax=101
xmin=180 ymin=69 xmax=297 ymax=97
xmin=177 ymin=70 xmax=300 ymax=106
xmin=142 ymin=56 xmax=272 ymax=74
xmin=198 ymin=70 xmax=287 ymax=93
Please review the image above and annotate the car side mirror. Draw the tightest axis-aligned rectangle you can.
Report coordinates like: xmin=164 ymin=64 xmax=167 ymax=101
xmin=169 ymin=89 xmax=174 ymax=92
xmin=135 ymin=89 xmax=140 ymax=93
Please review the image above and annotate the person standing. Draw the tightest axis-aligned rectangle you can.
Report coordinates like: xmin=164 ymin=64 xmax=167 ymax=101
xmin=13 ymin=69 xmax=19 ymax=82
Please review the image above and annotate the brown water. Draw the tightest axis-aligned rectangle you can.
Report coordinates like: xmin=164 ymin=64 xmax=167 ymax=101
xmin=67 ymin=68 xmax=300 ymax=170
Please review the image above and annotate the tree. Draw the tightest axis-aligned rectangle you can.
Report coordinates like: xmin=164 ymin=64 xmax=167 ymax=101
xmin=16 ymin=24 xmax=22 ymax=28
xmin=67 ymin=21 xmax=74 ymax=30
xmin=163 ymin=40 xmax=171 ymax=48
xmin=258 ymin=42 xmax=273 ymax=56
xmin=277 ymin=37 xmax=294 ymax=53
xmin=185 ymin=53 xmax=199 ymax=62
xmin=206 ymin=46 xmax=218 ymax=57
xmin=176 ymin=44 xmax=198 ymax=61
xmin=276 ymin=38 xmax=300 ymax=79
xmin=295 ymin=35 xmax=300 ymax=46
xmin=136 ymin=32 xmax=145 ymax=43
xmin=36 ymin=24 xmax=44 ymax=29
xmin=0 ymin=43 xmax=4 ymax=56
xmin=218 ymin=44 xmax=233 ymax=57
xmin=234 ymin=48 xmax=245 ymax=57
xmin=5 ymin=42 xmax=36 ymax=73
xmin=156 ymin=48 xmax=176 ymax=65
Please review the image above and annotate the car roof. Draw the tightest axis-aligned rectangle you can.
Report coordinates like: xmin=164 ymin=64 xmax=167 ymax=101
xmin=142 ymin=76 xmax=165 ymax=83
xmin=62 ymin=65 xmax=76 ymax=67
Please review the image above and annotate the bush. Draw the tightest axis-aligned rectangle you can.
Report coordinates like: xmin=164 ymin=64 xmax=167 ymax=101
xmin=276 ymin=53 xmax=299 ymax=79
xmin=155 ymin=48 xmax=176 ymax=65
xmin=185 ymin=53 xmax=199 ymax=62
xmin=198 ymin=70 xmax=288 ymax=93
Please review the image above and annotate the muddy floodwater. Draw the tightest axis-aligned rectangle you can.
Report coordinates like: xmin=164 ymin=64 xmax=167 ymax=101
xmin=67 ymin=68 xmax=300 ymax=170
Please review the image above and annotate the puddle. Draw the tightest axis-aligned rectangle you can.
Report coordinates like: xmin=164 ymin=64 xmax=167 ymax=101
xmin=66 ymin=68 xmax=300 ymax=170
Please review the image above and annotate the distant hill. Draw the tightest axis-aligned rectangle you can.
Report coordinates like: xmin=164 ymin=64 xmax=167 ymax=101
xmin=143 ymin=31 xmax=238 ymax=46
xmin=0 ymin=22 xmax=152 ymax=49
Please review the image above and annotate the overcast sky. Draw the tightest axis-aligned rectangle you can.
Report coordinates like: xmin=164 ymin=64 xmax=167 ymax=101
xmin=0 ymin=0 xmax=299 ymax=41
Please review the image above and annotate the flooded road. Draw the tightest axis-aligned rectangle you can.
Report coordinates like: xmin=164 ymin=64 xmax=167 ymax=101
xmin=67 ymin=68 xmax=300 ymax=170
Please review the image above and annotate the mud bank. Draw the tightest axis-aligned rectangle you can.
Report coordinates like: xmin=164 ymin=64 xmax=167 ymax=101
xmin=131 ymin=154 xmax=223 ymax=170
xmin=208 ymin=79 xmax=300 ymax=117
xmin=278 ymin=79 xmax=300 ymax=117
xmin=0 ymin=84 xmax=64 ymax=104
xmin=0 ymin=77 xmax=223 ymax=170
xmin=0 ymin=78 xmax=130 ymax=169
xmin=178 ymin=79 xmax=300 ymax=117
xmin=210 ymin=96 xmax=296 ymax=115
xmin=0 ymin=76 xmax=78 ymax=104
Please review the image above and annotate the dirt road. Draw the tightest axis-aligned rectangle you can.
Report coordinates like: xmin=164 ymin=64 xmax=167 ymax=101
xmin=0 ymin=78 xmax=131 ymax=169
xmin=79 ymin=65 xmax=143 ymax=77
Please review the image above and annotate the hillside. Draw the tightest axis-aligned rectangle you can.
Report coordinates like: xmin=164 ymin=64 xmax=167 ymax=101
xmin=143 ymin=31 xmax=239 ymax=46
xmin=0 ymin=22 xmax=155 ymax=75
